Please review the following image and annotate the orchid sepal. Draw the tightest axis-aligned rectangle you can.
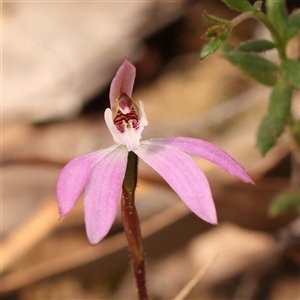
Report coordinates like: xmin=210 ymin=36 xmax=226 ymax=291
xmin=56 ymin=144 xmax=119 ymax=219
xmin=109 ymin=58 xmax=136 ymax=108
xmin=135 ymin=142 xmax=218 ymax=224
xmin=145 ymin=137 xmax=254 ymax=184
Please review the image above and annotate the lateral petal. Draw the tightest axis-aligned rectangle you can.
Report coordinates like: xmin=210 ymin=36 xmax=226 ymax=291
xmin=56 ymin=144 xmax=119 ymax=218
xmin=84 ymin=146 xmax=128 ymax=245
xmin=135 ymin=143 xmax=217 ymax=224
xmin=109 ymin=58 xmax=136 ymax=108
xmin=146 ymin=137 xmax=254 ymax=184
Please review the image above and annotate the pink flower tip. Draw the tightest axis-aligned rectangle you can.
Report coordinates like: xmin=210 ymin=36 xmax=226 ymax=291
xmin=109 ymin=58 xmax=136 ymax=108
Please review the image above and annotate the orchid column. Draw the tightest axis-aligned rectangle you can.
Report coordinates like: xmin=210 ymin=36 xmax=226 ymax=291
xmin=56 ymin=59 xmax=254 ymax=299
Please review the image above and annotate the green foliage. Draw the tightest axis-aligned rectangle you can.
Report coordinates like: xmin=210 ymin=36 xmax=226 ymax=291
xmin=268 ymin=79 xmax=292 ymax=128
xmin=266 ymin=0 xmax=289 ymax=39
xmin=238 ymin=39 xmax=275 ymax=52
xmin=269 ymin=190 xmax=300 ymax=216
xmin=222 ymin=0 xmax=253 ymax=12
xmin=222 ymin=45 xmax=278 ymax=86
xmin=203 ymin=24 xmax=230 ymax=40
xmin=290 ymin=120 xmax=300 ymax=149
xmin=203 ymin=11 xmax=231 ymax=25
xmin=201 ymin=11 xmax=232 ymax=60
xmin=256 ymin=115 xmax=277 ymax=155
xmin=256 ymin=79 xmax=292 ymax=155
xmin=252 ymin=1 xmax=263 ymax=12
xmin=201 ymin=0 xmax=298 ymax=156
xmin=200 ymin=39 xmax=224 ymax=60
xmin=286 ymin=10 xmax=300 ymax=41
xmin=281 ymin=59 xmax=300 ymax=89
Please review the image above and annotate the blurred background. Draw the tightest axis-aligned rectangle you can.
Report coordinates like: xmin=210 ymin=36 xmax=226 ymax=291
xmin=2 ymin=0 xmax=299 ymax=299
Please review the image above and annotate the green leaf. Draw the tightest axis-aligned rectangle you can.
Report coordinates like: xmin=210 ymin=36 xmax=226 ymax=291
xmin=256 ymin=79 xmax=292 ymax=155
xmin=286 ymin=10 xmax=300 ymax=41
xmin=266 ymin=0 xmax=289 ymax=39
xmin=222 ymin=44 xmax=235 ymax=52
xmin=222 ymin=0 xmax=253 ymax=12
xmin=269 ymin=191 xmax=300 ymax=216
xmin=203 ymin=11 xmax=231 ymax=25
xmin=281 ymin=59 xmax=300 ymax=89
xmin=222 ymin=47 xmax=278 ymax=86
xmin=252 ymin=1 xmax=263 ymax=12
xmin=290 ymin=119 xmax=300 ymax=149
xmin=200 ymin=39 xmax=223 ymax=60
xmin=268 ymin=79 xmax=292 ymax=126
xmin=204 ymin=25 xmax=230 ymax=40
xmin=256 ymin=115 xmax=277 ymax=155
xmin=238 ymin=39 xmax=275 ymax=52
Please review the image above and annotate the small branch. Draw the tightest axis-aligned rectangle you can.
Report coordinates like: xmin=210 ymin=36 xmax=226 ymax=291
xmin=252 ymin=11 xmax=287 ymax=60
xmin=231 ymin=12 xmax=253 ymax=27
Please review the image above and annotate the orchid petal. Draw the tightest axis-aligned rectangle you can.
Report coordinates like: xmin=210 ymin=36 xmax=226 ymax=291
xmin=109 ymin=58 xmax=136 ymax=108
xmin=138 ymin=100 xmax=148 ymax=128
xmin=84 ymin=146 xmax=128 ymax=245
xmin=56 ymin=144 xmax=118 ymax=218
xmin=135 ymin=142 xmax=217 ymax=224
xmin=147 ymin=137 xmax=254 ymax=184
xmin=104 ymin=108 xmax=122 ymax=145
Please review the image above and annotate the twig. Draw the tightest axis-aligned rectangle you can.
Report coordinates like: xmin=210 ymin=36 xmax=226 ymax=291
xmin=173 ymin=257 xmax=216 ymax=300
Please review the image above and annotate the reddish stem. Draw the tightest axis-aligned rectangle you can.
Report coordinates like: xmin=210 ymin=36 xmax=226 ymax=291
xmin=121 ymin=151 xmax=148 ymax=300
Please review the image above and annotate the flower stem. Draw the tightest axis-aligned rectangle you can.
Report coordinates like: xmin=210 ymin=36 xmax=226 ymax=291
xmin=121 ymin=151 xmax=148 ymax=300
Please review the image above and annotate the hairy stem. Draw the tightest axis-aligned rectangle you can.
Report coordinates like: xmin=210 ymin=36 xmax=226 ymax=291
xmin=231 ymin=11 xmax=252 ymax=27
xmin=121 ymin=151 xmax=148 ymax=300
xmin=252 ymin=11 xmax=287 ymax=60
xmin=229 ymin=9 xmax=287 ymax=60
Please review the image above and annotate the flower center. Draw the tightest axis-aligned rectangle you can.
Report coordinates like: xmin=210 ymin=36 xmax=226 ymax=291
xmin=113 ymin=93 xmax=140 ymax=133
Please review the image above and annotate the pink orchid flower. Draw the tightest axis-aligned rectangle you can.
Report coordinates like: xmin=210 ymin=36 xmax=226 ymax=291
xmin=57 ymin=59 xmax=254 ymax=245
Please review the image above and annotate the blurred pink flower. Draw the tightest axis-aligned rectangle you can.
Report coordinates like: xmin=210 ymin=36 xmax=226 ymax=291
xmin=57 ymin=59 xmax=254 ymax=245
